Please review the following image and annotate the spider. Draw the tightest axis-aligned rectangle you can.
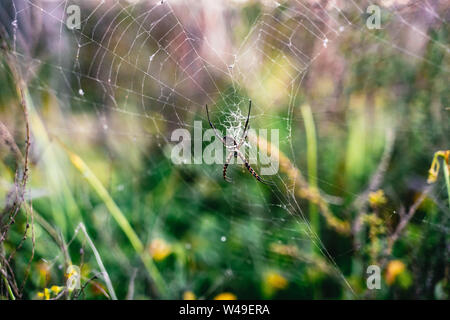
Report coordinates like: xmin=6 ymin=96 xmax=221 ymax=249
xmin=206 ymin=100 xmax=272 ymax=185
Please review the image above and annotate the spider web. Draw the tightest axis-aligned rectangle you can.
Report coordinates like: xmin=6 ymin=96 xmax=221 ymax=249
xmin=2 ymin=0 xmax=449 ymax=299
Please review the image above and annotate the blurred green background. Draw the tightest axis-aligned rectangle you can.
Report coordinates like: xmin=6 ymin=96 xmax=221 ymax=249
xmin=0 ymin=0 xmax=449 ymax=300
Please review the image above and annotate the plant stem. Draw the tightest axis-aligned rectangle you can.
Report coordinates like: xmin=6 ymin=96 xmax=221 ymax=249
xmin=0 ymin=262 xmax=15 ymax=300
xmin=443 ymin=162 xmax=450 ymax=210
xmin=301 ymin=104 xmax=319 ymax=236
xmin=248 ymin=131 xmax=350 ymax=234
xmin=59 ymin=142 xmax=168 ymax=298
xmin=77 ymin=223 xmax=117 ymax=300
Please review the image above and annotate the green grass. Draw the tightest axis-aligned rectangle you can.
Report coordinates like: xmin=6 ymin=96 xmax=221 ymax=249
xmin=0 ymin=1 xmax=449 ymax=300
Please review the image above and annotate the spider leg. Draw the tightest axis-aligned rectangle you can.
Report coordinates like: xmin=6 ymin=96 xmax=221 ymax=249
xmin=238 ymin=100 xmax=251 ymax=149
xmin=237 ymin=152 xmax=275 ymax=185
xmin=223 ymin=152 xmax=234 ymax=183
xmin=243 ymin=99 xmax=251 ymax=136
xmin=205 ymin=104 xmax=226 ymax=144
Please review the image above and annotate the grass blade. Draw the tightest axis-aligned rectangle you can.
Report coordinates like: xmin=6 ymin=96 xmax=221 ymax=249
xmin=301 ymin=104 xmax=319 ymax=236
xmin=58 ymin=142 xmax=167 ymax=297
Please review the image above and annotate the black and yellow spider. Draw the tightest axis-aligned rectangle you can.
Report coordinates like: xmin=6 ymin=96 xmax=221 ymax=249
xmin=206 ymin=100 xmax=272 ymax=185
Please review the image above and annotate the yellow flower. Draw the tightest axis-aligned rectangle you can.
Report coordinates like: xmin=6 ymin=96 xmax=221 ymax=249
xmin=36 ymin=262 xmax=50 ymax=280
xmin=51 ymin=285 xmax=63 ymax=295
xmin=149 ymin=238 xmax=172 ymax=261
xmin=44 ymin=288 xmax=50 ymax=300
xmin=428 ymin=162 xmax=439 ymax=183
xmin=385 ymin=260 xmax=406 ymax=285
xmin=369 ymin=190 xmax=387 ymax=208
xmin=264 ymin=271 xmax=288 ymax=290
xmin=37 ymin=291 xmax=44 ymax=299
xmin=66 ymin=265 xmax=78 ymax=279
xmin=183 ymin=291 xmax=196 ymax=300
xmin=427 ymin=150 xmax=449 ymax=184
xmin=214 ymin=292 xmax=237 ymax=300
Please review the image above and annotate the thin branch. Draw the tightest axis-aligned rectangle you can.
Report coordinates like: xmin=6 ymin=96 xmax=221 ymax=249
xmin=380 ymin=185 xmax=432 ymax=267
xmin=0 ymin=261 xmax=15 ymax=300
xmin=77 ymin=223 xmax=118 ymax=300
xmin=352 ymin=128 xmax=396 ymax=248
xmin=126 ymin=268 xmax=138 ymax=300
xmin=0 ymin=25 xmax=34 ymax=298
